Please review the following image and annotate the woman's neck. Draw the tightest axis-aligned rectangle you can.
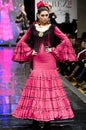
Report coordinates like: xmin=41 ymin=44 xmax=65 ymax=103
xmin=39 ymin=23 xmax=48 ymax=26
xmin=39 ymin=22 xmax=50 ymax=26
xmin=21 ymin=10 xmax=26 ymax=15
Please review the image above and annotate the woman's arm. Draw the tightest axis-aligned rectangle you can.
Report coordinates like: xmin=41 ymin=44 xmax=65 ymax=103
xmin=54 ymin=26 xmax=68 ymax=41
xmin=51 ymin=26 xmax=78 ymax=62
xmin=12 ymin=28 xmax=33 ymax=62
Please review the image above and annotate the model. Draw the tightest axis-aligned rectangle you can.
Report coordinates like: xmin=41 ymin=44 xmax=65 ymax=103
xmin=12 ymin=0 xmax=77 ymax=128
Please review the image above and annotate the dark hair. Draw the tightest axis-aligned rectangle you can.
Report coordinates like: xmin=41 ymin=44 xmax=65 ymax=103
xmin=37 ymin=6 xmax=49 ymax=14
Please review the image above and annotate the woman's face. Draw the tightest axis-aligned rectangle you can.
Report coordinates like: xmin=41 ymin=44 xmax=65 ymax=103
xmin=81 ymin=41 xmax=86 ymax=49
xmin=20 ymin=5 xmax=25 ymax=12
xmin=38 ymin=10 xmax=49 ymax=25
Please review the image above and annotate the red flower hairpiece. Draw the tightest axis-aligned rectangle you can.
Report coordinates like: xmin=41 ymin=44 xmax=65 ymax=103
xmin=37 ymin=0 xmax=49 ymax=9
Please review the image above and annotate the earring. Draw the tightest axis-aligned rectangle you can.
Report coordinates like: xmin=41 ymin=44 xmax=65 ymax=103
xmin=38 ymin=20 xmax=41 ymax=25
xmin=47 ymin=20 xmax=51 ymax=24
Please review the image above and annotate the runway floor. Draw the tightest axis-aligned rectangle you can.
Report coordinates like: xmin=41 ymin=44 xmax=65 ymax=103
xmin=0 ymin=47 xmax=86 ymax=130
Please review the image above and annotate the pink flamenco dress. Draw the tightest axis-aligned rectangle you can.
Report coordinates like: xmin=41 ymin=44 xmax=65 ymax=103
xmin=0 ymin=0 xmax=14 ymax=41
xmin=12 ymin=24 xmax=77 ymax=122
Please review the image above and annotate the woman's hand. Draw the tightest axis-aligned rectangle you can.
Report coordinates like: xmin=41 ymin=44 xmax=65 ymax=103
xmin=45 ymin=47 xmax=52 ymax=53
xmin=32 ymin=50 xmax=37 ymax=55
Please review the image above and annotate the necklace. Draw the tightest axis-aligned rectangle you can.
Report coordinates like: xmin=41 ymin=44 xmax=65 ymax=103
xmin=38 ymin=32 xmax=43 ymax=37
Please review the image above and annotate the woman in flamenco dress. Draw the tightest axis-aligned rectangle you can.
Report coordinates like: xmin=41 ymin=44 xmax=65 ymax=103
xmin=15 ymin=3 xmax=29 ymax=42
xmin=12 ymin=1 xmax=77 ymax=128
xmin=0 ymin=0 xmax=14 ymax=41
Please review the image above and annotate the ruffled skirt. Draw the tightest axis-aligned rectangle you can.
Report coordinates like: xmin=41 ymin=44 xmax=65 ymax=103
xmin=13 ymin=52 xmax=74 ymax=121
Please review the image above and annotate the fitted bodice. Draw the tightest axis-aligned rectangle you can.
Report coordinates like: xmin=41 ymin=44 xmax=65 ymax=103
xmin=27 ymin=24 xmax=60 ymax=51
xmin=33 ymin=42 xmax=56 ymax=70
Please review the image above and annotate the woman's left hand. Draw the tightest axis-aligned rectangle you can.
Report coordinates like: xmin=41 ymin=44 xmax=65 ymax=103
xmin=32 ymin=50 xmax=37 ymax=55
xmin=45 ymin=47 xmax=52 ymax=53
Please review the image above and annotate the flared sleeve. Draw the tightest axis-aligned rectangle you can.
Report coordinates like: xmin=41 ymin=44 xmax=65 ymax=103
xmin=12 ymin=28 xmax=33 ymax=62
xmin=52 ymin=26 xmax=78 ymax=62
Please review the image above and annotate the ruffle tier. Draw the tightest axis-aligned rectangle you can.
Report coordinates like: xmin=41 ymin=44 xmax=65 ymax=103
xmin=13 ymin=69 xmax=74 ymax=121
xmin=12 ymin=42 xmax=33 ymax=62
xmin=52 ymin=39 xmax=78 ymax=62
